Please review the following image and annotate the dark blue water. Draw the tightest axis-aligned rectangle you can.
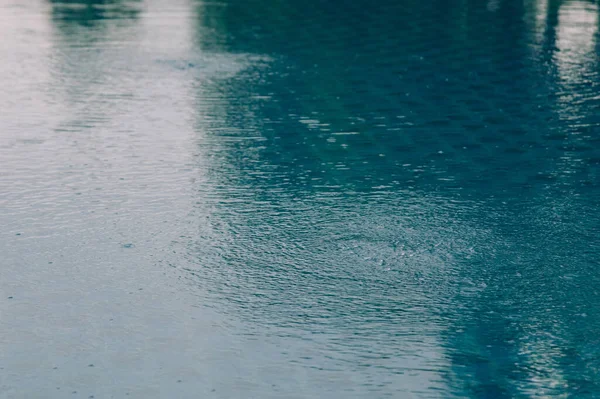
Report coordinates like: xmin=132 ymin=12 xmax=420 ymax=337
xmin=1 ymin=0 xmax=599 ymax=397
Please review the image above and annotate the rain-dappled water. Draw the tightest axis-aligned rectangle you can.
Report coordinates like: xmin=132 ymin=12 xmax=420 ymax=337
xmin=1 ymin=0 xmax=600 ymax=397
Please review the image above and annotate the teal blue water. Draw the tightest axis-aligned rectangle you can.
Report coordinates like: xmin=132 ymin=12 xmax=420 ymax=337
xmin=1 ymin=0 xmax=600 ymax=397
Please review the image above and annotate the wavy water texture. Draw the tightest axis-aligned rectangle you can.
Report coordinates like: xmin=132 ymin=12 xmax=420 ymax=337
xmin=1 ymin=0 xmax=599 ymax=398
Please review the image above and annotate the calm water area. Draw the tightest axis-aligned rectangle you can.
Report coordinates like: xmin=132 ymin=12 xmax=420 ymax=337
xmin=1 ymin=0 xmax=600 ymax=397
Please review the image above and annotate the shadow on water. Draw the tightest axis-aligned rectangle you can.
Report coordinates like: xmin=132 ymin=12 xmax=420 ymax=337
xmin=443 ymin=1 xmax=600 ymax=396
xmin=46 ymin=0 xmax=143 ymax=134
xmin=48 ymin=0 xmax=141 ymax=27
xmin=186 ymin=0 xmax=600 ymax=396
xmin=192 ymin=0 xmax=599 ymax=193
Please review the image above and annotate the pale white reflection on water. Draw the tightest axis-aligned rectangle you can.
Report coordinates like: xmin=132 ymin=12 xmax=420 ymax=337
xmin=1 ymin=0 xmax=600 ymax=398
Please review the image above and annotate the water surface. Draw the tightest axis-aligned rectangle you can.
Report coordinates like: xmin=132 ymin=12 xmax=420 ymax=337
xmin=1 ymin=0 xmax=600 ymax=397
